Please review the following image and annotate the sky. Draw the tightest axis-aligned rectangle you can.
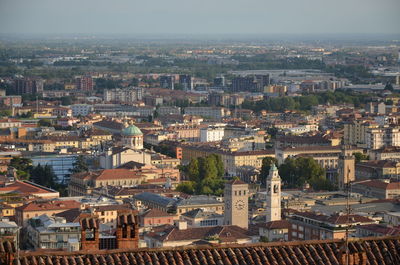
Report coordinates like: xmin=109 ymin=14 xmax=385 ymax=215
xmin=0 ymin=0 xmax=399 ymax=36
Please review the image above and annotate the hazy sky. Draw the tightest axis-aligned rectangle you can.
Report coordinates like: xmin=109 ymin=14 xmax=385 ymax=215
xmin=0 ymin=0 xmax=399 ymax=36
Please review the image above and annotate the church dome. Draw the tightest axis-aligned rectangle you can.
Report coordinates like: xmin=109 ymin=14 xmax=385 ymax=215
xmin=122 ymin=124 xmax=142 ymax=136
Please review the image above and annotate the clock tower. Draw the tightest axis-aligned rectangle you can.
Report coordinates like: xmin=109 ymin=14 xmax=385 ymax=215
xmin=266 ymin=164 xmax=281 ymax=222
xmin=224 ymin=179 xmax=248 ymax=229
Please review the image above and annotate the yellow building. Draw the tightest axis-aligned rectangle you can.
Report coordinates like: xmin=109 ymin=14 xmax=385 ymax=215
xmin=0 ymin=203 xmax=15 ymax=217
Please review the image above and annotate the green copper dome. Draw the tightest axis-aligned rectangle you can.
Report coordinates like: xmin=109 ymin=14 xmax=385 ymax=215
xmin=270 ymin=163 xmax=278 ymax=171
xmin=122 ymin=124 xmax=142 ymax=136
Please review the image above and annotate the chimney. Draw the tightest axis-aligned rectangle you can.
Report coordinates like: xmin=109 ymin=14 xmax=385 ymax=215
xmin=79 ymin=214 xmax=100 ymax=251
xmin=174 ymin=220 xmax=187 ymax=230
xmin=116 ymin=210 xmax=139 ymax=250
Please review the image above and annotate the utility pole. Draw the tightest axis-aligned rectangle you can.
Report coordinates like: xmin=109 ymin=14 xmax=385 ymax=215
xmin=345 ymin=168 xmax=351 ymax=265
xmin=36 ymin=95 xmax=38 ymax=114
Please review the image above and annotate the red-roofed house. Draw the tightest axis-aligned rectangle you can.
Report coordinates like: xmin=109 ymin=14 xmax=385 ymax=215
xmin=15 ymin=200 xmax=81 ymax=226
xmin=139 ymin=208 xmax=176 ymax=228
xmin=0 ymin=181 xmax=59 ymax=199
xmin=144 ymin=223 xmax=253 ymax=248
xmin=352 ymin=180 xmax=400 ymax=199
xmin=288 ymin=211 xmax=377 ymax=241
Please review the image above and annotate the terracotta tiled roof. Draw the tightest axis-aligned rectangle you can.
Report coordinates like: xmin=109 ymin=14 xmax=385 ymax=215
xmin=141 ymin=208 xmax=174 ymax=218
xmin=357 ymin=160 xmax=398 ymax=168
xmin=55 ymin=208 xmax=81 ymax=223
xmin=96 ymin=169 xmax=145 ymax=180
xmin=2 ymin=237 xmax=400 ymax=265
xmin=72 ymin=169 xmax=145 ymax=181
xmin=227 ymin=179 xmax=247 ymax=185
xmin=262 ymin=220 xmax=291 ymax=230
xmin=355 ymin=180 xmax=400 ymax=190
xmin=281 ymin=145 xmax=342 ymax=152
xmin=16 ymin=200 xmax=81 ymax=212
xmin=357 ymin=224 xmax=400 ymax=236
xmin=0 ymin=181 xmax=58 ymax=196
xmin=147 ymin=225 xmax=251 ymax=242
xmin=93 ymin=204 xmax=132 ymax=212
xmin=326 ymin=214 xmax=375 ymax=225
xmin=293 ymin=211 xmax=375 ymax=225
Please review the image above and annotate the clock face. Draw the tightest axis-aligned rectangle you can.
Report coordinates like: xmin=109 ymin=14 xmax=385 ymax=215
xmin=225 ymin=199 xmax=231 ymax=210
xmin=235 ymin=200 xmax=245 ymax=210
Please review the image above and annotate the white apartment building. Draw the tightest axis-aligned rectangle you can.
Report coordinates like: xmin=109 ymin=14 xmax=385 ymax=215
xmin=366 ymin=126 xmax=400 ymax=150
xmin=184 ymin=107 xmax=230 ymax=121
xmin=103 ymin=87 xmax=143 ymax=103
xmin=343 ymin=120 xmax=378 ymax=147
xmin=71 ymin=104 xmax=93 ymax=117
xmin=26 ymin=214 xmax=81 ymax=251
xmin=200 ymin=126 xmax=225 ymax=142
xmin=284 ymin=124 xmax=319 ymax=135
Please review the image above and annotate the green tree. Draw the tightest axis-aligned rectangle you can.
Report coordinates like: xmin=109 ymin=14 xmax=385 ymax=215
xmin=61 ymin=96 xmax=73 ymax=106
xmin=70 ymin=155 xmax=88 ymax=174
xmin=9 ymin=157 xmax=33 ymax=180
xmin=259 ymin=157 xmax=278 ymax=186
xmin=30 ymin=164 xmax=58 ymax=189
xmin=130 ymin=78 xmax=139 ymax=86
xmin=38 ymin=119 xmax=52 ymax=127
xmin=187 ymin=158 xmax=200 ymax=182
xmin=354 ymin=152 xmax=369 ymax=163
xmin=175 ymin=181 xmax=196 ymax=194
xmin=0 ymin=110 xmax=12 ymax=118
xmin=385 ymin=83 xmax=394 ymax=91
xmin=181 ymin=154 xmax=225 ymax=196
xmin=279 ymin=157 xmax=333 ymax=191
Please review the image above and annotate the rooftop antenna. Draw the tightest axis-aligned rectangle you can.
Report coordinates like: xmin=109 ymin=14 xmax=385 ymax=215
xmin=345 ymin=167 xmax=351 ymax=265
xmin=36 ymin=95 xmax=39 ymax=115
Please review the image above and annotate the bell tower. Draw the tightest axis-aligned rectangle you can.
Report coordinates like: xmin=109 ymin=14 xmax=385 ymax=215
xmin=338 ymin=145 xmax=355 ymax=190
xmin=224 ymin=179 xmax=249 ymax=229
xmin=266 ymin=164 xmax=281 ymax=222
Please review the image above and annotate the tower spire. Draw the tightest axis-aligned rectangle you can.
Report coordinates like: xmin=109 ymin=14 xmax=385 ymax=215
xmin=266 ymin=164 xmax=281 ymax=222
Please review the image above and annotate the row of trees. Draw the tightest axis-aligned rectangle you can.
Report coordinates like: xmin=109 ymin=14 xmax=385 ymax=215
xmin=177 ymin=153 xmax=335 ymax=195
xmin=242 ymin=89 xmax=373 ymax=112
xmin=176 ymin=154 xmax=225 ymax=196
xmin=9 ymin=157 xmax=59 ymax=190
xmin=9 ymin=155 xmax=88 ymax=196
xmin=259 ymin=156 xmax=335 ymax=191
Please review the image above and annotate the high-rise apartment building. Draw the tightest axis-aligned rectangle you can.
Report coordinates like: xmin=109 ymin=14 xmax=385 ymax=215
xmin=14 ymin=77 xmax=44 ymax=94
xmin=76 ymin=75 xmax=93 ymax=91
xmin=103 ymin=87 xmax=143 ymax=103
xmin=231 ymin=74 xmax=269 ymax=92
xmin=179 ymin=74 xmax=193 ymax=91
xmin=213 ymin=75 xmax=225 ymax=87
xmin=160 ymin=75 xmax=175 ymax=90
xmin=366 ymin=126 xmax=400 ymax=150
